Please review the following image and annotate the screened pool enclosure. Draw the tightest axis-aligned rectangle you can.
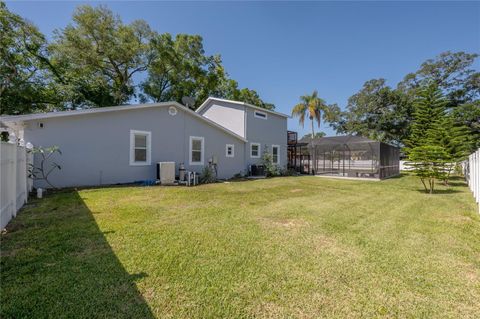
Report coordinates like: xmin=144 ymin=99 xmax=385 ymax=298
xmin=288 ymin=134 xmax=400 ymax=180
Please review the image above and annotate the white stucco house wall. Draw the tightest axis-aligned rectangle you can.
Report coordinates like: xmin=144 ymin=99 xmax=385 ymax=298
xmin=0 ymin=98 xmax=289 ymax=188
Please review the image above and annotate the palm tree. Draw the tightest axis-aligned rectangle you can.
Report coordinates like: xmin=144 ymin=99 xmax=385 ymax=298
xmin=291 ymin=90 xmax=328 ymax=139
xmin=292 ymin=90 xmax=329 ymax=174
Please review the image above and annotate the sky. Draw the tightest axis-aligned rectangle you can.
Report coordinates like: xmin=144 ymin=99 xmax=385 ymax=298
xmin=6 ymin=1 xmax=480 ymax=136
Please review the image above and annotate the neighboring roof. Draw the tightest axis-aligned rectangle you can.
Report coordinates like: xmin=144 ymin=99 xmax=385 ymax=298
xmin=299 ymin=135 xmax=379 ymax=145
xmin=298 ymin=135 xmax=398 ymax=148
xmin=196 ymin=97 xmax=290 ymax=118
xmin=0 ymin=102 xmax=247 ymax=143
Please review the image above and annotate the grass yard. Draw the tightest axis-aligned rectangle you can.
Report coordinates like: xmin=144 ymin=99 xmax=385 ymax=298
xmin=1 ymin=174 xmax=480 ymax=318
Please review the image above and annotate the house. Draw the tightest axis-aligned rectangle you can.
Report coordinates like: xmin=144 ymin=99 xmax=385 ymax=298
xmin=0 ymin=98 xmax=289 ymax=188
xmin=196 ymin=97 xmax=288 ymax=170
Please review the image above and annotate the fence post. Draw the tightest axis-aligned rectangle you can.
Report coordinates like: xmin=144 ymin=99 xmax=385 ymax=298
xmin=468 ymin=148 xmax=480 ymax=214
xmin=477 ymin=150 xmax=480 ymax=213
xmin=0 ymin=141 xmax=32 ymax=229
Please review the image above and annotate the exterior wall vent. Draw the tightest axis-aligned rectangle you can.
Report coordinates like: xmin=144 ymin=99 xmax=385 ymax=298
xmin=168 ymin=106 xmax=177 ymax=116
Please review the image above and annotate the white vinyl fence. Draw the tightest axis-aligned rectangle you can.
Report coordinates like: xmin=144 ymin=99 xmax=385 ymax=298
xmin=1 ymin=141 xmax=33 ymax=229
xmin=466 ymin=148 xmax=480 ymax=213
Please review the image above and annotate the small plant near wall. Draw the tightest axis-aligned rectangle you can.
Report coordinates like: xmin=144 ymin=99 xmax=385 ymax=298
xmin=261 ymin=146 xmax=280 ymax=177
xmin=0 ymin=132 xmax=9 ymax=142
xmin=29 ymin=146 xmax=62 ymax=189
xmin=200 ymin=165 xmax=216 ymax=184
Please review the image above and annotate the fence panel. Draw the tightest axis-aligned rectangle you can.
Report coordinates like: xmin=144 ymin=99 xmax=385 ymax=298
xmin=1 ymin=142 xmax=31 ymax=229
xmin=466 ymin=148 xmax=480 ymax=213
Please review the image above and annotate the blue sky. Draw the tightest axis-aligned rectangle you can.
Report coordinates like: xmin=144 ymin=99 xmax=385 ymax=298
xmin=7 ymin=1 xmax=480 ymax=136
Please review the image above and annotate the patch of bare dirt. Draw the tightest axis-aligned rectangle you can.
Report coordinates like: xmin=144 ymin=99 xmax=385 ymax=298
xmin=290 ymin=189 xmax=303 ymax=193
xmin=259 ymin=217 xmax=309 ymax=229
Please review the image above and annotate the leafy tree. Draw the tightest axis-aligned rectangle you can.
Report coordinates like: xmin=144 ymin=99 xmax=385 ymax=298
xmin=140 ymin=33 xmax=223 ymax=106
xmin=0 ymin=2 xmax=58 ymax=114
xmin=328 ymin=79 xmax=412 ymax=146
xmin=2 ymin=3 xmax=273 ymax=113
xmin=140 ymin=33 xmax=274 ymax=109
xmin=301 ymin=132 xmax=326 ymax=140
xmin=408 ymin=145 xmax=449 ymax=194
xmin=291 ymin=90 xmax=330 ymax=138
xmin=328 ymin=52 xmax=479 ymax=149
xmin=398 ymin=51 xmax=479 ymax=107
xmin=49 ymin=5 xmax=153 ymax=107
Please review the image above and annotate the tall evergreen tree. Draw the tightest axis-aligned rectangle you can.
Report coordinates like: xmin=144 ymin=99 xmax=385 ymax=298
xmin=405 ymin=84 xmax=448 ymax=151
xmin=407 ymin=84 xmax=473 ymax=189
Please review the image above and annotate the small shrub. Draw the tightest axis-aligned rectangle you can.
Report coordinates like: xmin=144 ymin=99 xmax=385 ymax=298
xmin=280 ymin=167 xmax=297 ymax=176
xmin=261 ymin=147 xmax=280 ymax=177
xmin=200 ymin=165 xmax=216 ymax=184
xmin=233 ymin=172 xmax=244 ymax=179
xmin=29 ymin=146 xmax=62 ymax=189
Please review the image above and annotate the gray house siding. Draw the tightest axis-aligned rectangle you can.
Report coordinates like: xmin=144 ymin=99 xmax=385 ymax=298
xmin=197 ymin=99 xmax=288 ymax=172
xmin=244 ymin=108 xmax=288 ymax=169
xmin=198 ymin=100 xmax=246 ymax=138
xmin=23 ymin=105 xmax=245 ymax=188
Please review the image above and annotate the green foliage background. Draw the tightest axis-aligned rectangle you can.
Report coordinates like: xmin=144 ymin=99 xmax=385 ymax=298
xmin=0 ymin=3 xmax=273 ymax=114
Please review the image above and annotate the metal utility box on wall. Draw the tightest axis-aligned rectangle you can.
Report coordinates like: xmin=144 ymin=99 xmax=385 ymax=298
xmin=157 ymin=162 xmax=175 ymax=185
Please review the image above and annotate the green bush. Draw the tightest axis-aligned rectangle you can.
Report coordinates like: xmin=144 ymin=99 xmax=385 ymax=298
xmin=200 ymin=165 xmax=216 ymax=184
xmin=261 ymin=149 xmax=280 ymax=177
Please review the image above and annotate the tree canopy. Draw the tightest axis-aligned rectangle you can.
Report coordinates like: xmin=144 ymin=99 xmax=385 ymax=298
xmin=327 ymin=51 xmax=479 ymax=152
xmin=0 ymin=3 xmax=273 ymax=114
xmin=0 ymin=2 xmax=57 ymax=114
xmin=292 ymin=90 xmax=330 ymax=137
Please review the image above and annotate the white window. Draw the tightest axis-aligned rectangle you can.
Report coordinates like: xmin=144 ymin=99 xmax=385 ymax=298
xmin=250 ymin=143 xmax=260 ymax=158
xmin=130 ymin=130 xmax=151 ymax=166
xmin=226 ymin=144 xmax=234 ymax=158
xmin=189 ymin=136 xmax=204 ymax=165
xmin=254 ymin=111 xmax=267 ymax=120
xmin=272 ymin=145 xmax=280 ymax=164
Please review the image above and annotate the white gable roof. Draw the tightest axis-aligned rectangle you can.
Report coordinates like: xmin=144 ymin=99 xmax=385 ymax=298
xmin=0 ymin=102 xmax=247 ymax=142
xmin=196 ymin=97 xmax=290 ymax=118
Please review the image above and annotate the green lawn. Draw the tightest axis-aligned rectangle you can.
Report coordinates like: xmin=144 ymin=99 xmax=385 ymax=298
xmin=1 ymin=174 xmax=479 ymax=318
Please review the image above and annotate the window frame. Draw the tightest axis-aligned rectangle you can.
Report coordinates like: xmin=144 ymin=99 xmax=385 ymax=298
xmin=189 ymin=136 xmax=205 ymax=165
xmin=272 ymin=144 xmax=280 ymax=165
xmin=254 ymin=111 xmax=268 ymax=120
xmin=250 ymin=142 xmax=261 ymax=158
xmin=226 ymin=144 xmax=235 ymax=158
xmin=129 ymin=130 xmax=151 ymax=166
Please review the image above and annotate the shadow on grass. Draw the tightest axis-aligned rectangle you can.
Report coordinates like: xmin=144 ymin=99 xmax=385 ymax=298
xmin=0 ymin=191 xmax=154 ymax=318
xmin=415 ymin=188 xmax=463 ymax=194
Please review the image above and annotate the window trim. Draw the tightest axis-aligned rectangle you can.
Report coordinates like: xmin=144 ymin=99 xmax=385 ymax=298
xmin=226 ymin=144 xmax=235 ymax=158
xmin=250 ymin=142 xmax=261 ymax=158
xmin=272 ymin=144 xmax=280 ymax=165
xmin=189 ymin=136 xmax=205 ymax=165
xmin=254 ymin=111 xmax=268 ymax=120
xmin=129 ymin=130 xmax=151 ymax=166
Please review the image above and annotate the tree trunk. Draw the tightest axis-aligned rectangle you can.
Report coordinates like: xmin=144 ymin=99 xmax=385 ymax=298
xmin=420 ymin=177 xmax=428 ymax=193
xmin=310 ymin=117 xmax=315 ymax=138
xmin=310 ymin=117 xmax=315 ymax=174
